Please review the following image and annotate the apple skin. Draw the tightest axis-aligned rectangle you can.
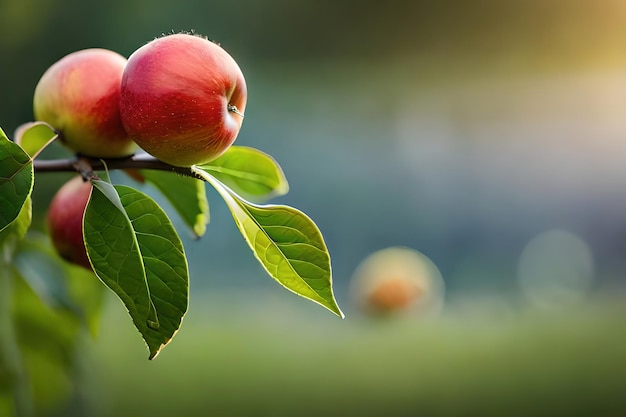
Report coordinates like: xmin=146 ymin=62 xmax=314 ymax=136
xmin=119 ymin=33 xmax=247 ymax=167
xmin=47 ymin=176 xmax=93 ymax=270
xmin=33 ymin=48 xmax=138 ymax=158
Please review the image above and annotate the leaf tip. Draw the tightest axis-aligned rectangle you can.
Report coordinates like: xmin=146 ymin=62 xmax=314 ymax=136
xmin=276 ymin=180 xmax=290 ymax=197
xmin=148 ymin=349 xmax=161 ymax=360
xmin=147 ymin=338 xmax=167 ymax=360
xmin=192 ymin=221 xmax=207 ymax=239
xmin=328 ymin=302 xmax=346 ymax=319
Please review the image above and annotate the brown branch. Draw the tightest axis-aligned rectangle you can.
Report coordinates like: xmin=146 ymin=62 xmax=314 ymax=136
xmin=33 ymin=154 xmax=198 ymax=179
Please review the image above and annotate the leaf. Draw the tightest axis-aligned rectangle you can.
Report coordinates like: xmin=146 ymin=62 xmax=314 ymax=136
xmin=83 ymin=180 xmax=189 ymax=359
xmin=193 ymin=168 xmax=343 ymax=317
xmin=64 ymin=263 xmax=105 ymax=338
xmin=0 ymin=128 xmax=33 ymax=234
xmin=139 ymin=170 xmax=209 ymax=238
xmin=13 ymin=232 xmax=104 ymax=337
xmin=13 ymin=121 xmax=58 ymax=159
xmin=0 ymin=197 xmax=31 ymax=249
xmin=9 ymin=267 xmax=82 ymax=411
xmin=198 ymin=146 xmax=289 ymax=201
xmin=14 ymin=237 xmax=74 ymax=309
xmin=1 ymin=233 xmax=105 ymax=414
xmin=0 ymin=267 xmax=32 ymax=417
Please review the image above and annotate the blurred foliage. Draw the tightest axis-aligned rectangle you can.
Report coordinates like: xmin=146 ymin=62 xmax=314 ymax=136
xmin=89 ymin=292 xmax=626 ymax=417
xmin=3 ymin=0 xmax=626 ymax=131
xmin=0 ymin=233 xmax=104 ymax=416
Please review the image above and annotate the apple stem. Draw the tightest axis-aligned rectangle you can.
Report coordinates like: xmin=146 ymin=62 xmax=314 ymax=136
xmin=227 ymin=104 xmax=244 ymax=118
xmin=33 ymin=154 xmax=197 ymax=179
xmin=72 ymin=157 xmax=100 ymax=182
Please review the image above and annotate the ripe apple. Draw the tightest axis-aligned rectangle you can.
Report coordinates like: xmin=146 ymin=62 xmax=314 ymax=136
xmin=119 ymin=33 xmax=247 ymax=167
xmin=47 ymin=176 xmax=93 ymax=270
xmin=33 ymin=48 xmax=138 ymax=158
xmin=366 ymin=276 xmax=424 ymax=313
xmin=349 ymin=247 xmax=446 ymax=318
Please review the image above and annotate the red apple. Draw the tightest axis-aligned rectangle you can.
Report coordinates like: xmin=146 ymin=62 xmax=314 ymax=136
xmin=119 ymin=33 xmax=247 ymax=167
xmin=47 ymin=176 xmax=93 ymax=270
xmin=33 ymin=48 xmax=138 ymax=158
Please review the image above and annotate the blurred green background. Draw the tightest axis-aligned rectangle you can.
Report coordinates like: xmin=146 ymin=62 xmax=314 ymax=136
xmin=2 ymin=0 xmax=626 ymax=416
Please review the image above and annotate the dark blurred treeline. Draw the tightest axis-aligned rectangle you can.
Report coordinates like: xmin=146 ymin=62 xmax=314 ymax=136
xmin=2 ymin=0 xmax=626 ymax=130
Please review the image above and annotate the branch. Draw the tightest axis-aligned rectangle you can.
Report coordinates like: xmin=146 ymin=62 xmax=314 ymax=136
xmin=33 ymin=154 xmax=198 ymax=179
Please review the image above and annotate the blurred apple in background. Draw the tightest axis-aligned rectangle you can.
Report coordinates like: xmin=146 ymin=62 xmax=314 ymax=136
xmin=349 ymin=247 xmax=445 ymax=318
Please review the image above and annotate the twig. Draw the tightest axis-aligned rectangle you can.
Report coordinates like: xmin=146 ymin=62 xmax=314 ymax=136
xmin=33 ymin=154 xmax=197 ymax=179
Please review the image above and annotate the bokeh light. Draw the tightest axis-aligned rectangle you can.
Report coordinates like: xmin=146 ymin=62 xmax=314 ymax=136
xmin=349 ymin=246 xmax=445 ymax=318
xmin=517 ymin=229 xmax=594 ymax=308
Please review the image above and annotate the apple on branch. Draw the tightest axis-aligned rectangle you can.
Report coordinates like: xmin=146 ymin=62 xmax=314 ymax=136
xmin=119 ymin=33 xmax=247 ymax=167
xmin=47 ymin=175 xmax=93 ymax=270
xmin=33 ymin=48 xmax=138 ymax=158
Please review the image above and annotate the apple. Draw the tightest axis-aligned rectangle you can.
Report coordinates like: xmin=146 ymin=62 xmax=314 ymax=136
xmin=119 ymin=33 xmax=247 ymax=167
xmin=33 ymin=48 xmax=138 ymax=158
xmin=366 ymin=276 xmax=424 ymax=313
xmin=47 ymin=176 xmax=93 ymax=270
xmin=349 ymin=247 xmax=446 ymax=317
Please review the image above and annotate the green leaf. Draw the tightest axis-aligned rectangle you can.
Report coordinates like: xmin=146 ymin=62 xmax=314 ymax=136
xmin=193 ymin=168 xmax=343 ymax=317
xmin=0 ymin=198 xmax=31 ymax=249
xmin=1 ymin=233 xmax=105 ymax=415
xmin=198 ymin=146 xmax=289 ymax=201
xmin=83 ymin=180 xmax=189 ymax=359
xmin=0 ymin=128 xmax=33 ymax=234
xmin=13 ymin=121 xmax=58 ymax=159
xmin=13 ymin=232 xmax=104 ymax=337
xmin=140 ymin=170 xmax=209 ymax=238
xmin=9 ymin=267 xmax=82 ymax=412
xmin=0 ymin=267 xmax=32 ymax=417
xmin=9 ymin=198 xmax=32 ymax=241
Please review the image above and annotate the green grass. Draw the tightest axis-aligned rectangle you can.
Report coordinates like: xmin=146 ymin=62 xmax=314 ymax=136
xmin=87 ymin=292 xmax=626 ymax=417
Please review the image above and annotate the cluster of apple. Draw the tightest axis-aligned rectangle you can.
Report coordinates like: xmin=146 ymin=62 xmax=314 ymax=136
xmin=37 ymin=33 xmax=247 ymax=268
